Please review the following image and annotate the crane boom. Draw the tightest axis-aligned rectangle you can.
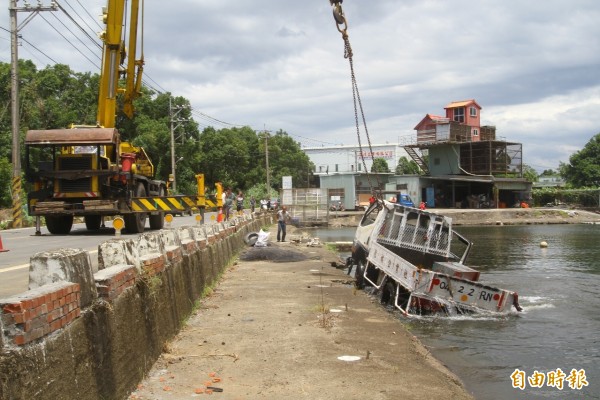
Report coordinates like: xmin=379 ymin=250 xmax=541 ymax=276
xmin=97 ymin=0 xmax=144 ymax=127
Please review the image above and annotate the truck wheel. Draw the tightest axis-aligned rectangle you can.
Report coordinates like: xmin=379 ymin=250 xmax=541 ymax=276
xmin=380 ymin=280 xmax=396 ymax=307
xmin=149 ymin=186 xmax=165 ymax=230
xmin=46 ymin=215 xmax=74 ymax=235
xmin=84 ymin=215 xmax=102 ymax=230
xmin=354 ymin=259 xmax=366 ymax=289
xmin=125 ymin=183 xmax=147 ymax=233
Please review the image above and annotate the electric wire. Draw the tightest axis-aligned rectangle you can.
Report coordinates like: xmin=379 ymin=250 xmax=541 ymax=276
xmin=38 ymin=13 xmax=98 ymax=68
xmin=5 ymin=4 xmax=343 ymax=150
xmin=49 ymin=9 xmax=100 ymax=63
xmin=54 ymin=0 xmax=102 ymax=50
xmin=71 ymin=0 xmax=103 ymax=31
xmin=20 ymin=35 xmax=60 ymax=64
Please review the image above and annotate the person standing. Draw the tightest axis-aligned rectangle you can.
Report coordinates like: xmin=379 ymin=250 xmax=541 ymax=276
xmin=236 ymin=191 xmax=244 ymax=215
xmin=250 ymin=196 xmax=256 ymax=213
xmin=276 ymin=205 xmax=290 ymax=242
xmin=224 ymin=188 xmax=235 ymax=220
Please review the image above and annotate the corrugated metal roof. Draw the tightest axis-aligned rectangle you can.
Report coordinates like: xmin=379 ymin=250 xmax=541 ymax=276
xmin=444 ymin=99 xmax=481 ymax=109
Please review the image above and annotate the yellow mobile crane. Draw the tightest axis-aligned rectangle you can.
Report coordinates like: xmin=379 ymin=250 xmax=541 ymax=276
xmin=24 ymin=0 xmax=167 ymax=234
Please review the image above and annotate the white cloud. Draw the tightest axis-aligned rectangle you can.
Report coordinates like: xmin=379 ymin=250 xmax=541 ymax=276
xmin=1 ymin=0 xmax=599 ymax=170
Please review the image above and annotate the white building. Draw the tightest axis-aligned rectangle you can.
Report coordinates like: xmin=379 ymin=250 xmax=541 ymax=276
xmin=303 ymin=144 xmax=408 ymax=175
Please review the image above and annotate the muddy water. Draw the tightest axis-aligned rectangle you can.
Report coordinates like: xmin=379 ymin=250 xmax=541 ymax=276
xmin=312 ymin=224 xmax=600 ymax=400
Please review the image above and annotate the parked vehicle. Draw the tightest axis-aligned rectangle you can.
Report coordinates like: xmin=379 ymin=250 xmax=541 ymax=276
xmin=396 ymin=193 xmax=415 ymax=207
xmin=24 ymin=0 xmax=166 ymax=235
xmin=330 ymin=201 xmax=345 ymax=211
xmin=348 ymin=200 xmax=522 ymax=316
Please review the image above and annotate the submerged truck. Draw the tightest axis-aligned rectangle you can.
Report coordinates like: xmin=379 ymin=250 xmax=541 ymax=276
xmin=24 ymin=0 xmax=167 ymax=235
xmin=349 ymin=200 xmax=522 ymax=316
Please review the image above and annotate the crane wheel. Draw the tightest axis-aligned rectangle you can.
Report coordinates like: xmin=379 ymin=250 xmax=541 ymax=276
xmin=125 ymin=183 xmax=147 ymax=233
xmin=46 ymin=215 xmax=74 ymax=235
xmin=149 ymin=186 xmax=166 ymax=230
xmin=85 ymin=215 xmax=102 ymax=230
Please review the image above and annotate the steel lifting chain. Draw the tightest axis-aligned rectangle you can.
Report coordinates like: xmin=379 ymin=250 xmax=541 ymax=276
xmin=328 ymin=0 xmax=383 ymax=200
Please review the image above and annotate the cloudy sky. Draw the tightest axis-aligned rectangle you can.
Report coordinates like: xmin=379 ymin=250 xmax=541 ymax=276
xmin=1 ymin=0 xmax=599 ymax=172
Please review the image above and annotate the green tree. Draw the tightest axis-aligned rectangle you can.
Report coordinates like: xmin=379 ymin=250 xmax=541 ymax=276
xmin=540 ymin=169 xmax=557 ymax=176
xmin=0 ymin=58 xmax=317 ymax=204
xmin=195 ymin=126 xmax=259 ymax=191
xmin=522 ymin=164 xmax=538 ymax=183
xmin=395 ymin=156 xmax=420 ymax=175
xmin=559 ymin=133 xmax=600 ymax=187
xmin=0 ymin=158 xmax=11 ymax=207
xmin=263 ymin=130 xmax=314 ymax=190
xmin=371 ymin=157 xmax=390 ymax=173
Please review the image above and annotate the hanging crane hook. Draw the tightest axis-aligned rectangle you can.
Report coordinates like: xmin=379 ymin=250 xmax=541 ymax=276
xmin=329 ymin=0 xmax=348 ymax=36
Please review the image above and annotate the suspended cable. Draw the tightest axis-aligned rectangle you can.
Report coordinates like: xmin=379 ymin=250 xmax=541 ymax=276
xmin=61 ymin=0 xmax=102 ymax=36
xmin=20 ymin=36 xmax=60 ymax=64
xmin=49 ymin=10 xmax=100 ymax=62
xmin=329 ymin=1 xmax=383 ymax=198
xmin=38 ymin=13 xmax=98 ymax=68
xmin=55 ymin=0 xmax=102 ymax=50
xmin=142 ymin=75 xmax=167 ymax=94
xmin=72 ymin=0 xmax=103 ymax=31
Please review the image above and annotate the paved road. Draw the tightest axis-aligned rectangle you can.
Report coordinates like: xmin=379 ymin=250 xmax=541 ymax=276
xmin=0 ymin=212 xmax=220 ymax=298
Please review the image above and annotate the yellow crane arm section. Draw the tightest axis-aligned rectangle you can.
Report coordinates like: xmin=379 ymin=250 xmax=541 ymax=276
xmin=97 ymin=0 xmax=144 ymax=128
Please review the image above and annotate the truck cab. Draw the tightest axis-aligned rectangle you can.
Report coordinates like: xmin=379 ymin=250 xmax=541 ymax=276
xmin=396 ymin=193 xmax=414 ymax=207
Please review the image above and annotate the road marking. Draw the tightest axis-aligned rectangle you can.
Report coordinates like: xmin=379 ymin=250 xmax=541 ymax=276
xmin=0 ymin=264 xmax=29 ymax=273
xmin=0 ymin=249 xmax=98 ymax=274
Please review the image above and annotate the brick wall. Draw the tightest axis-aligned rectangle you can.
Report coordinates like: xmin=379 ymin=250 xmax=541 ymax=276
xmin=0 ymin=213 xmax=273 ymax=400
xmin=0 ymin=281 xmax=81 ymax=346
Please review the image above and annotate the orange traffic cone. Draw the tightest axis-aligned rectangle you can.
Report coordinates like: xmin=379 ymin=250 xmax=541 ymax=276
xmin=0 ymin=235 xmax=8 ymax=252
xmin=217 ymin=208 xmax=224 ymax=223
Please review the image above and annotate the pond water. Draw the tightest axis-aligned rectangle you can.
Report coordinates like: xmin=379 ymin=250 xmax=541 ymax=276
xmin=310 ymin=224 xmax=600 ymax=399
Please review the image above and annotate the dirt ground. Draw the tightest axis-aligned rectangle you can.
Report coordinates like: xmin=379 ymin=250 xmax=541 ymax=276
xmin=129 ymin=224 xmax=474 ymax=400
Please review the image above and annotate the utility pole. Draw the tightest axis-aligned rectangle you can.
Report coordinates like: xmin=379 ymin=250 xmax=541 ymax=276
xmin=9 ymin=0 xmax=57 ymax=228
xmin=169 ymin=97 xmax=188 ymax=193
xmin=264 ymin=131 xmax=270 ymax=196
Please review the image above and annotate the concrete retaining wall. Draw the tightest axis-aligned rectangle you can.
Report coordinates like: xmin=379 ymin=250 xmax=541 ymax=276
xmin=0 ymin=213 xmax=272 ymax=400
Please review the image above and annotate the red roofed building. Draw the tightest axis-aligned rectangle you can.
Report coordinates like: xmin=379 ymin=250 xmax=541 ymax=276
xmin=397 ymin=99 xmax=531 ymax=208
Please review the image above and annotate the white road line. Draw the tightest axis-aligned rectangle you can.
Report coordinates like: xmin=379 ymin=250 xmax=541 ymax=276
xmin=0 ymin=249 xmax=98 ymax=274
xmin=0 ymin=264 xmax=29 ymax=273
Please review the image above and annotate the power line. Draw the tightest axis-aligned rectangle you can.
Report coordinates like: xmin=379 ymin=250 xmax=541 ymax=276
xmin=191 ymin=109 xmax=242 ymax=128
xmin=20 ymin=35 xmax=59 ymax=64
xmin=38 ymin=12 xmax=98 ymax=68
xmin=55 ymin=0 xmax=102 ymax=51
xmin=143 ymin=75 xmax=168 ymax=94
xmin=63 ymin=0 xmax=102 ymax=35
xmin=49 ymin=9 xmax=100 ymax=63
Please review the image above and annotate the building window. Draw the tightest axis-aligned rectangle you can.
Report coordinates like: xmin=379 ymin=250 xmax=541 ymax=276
xmin=358 ymin=163 xmax=362 ymax=171
xmin=319 ymin=166 xmax=323 ymax=172
xmin=473 ymin=129 xmax=479 ymax=136
xmin=454 ymin=107 xmax=465 ymax=123
xmin=470 ymin=107 xmax=477 ymax=117
xmin=351 ymin=165 xmax=354 ymax=171
xmin=335 ymin=164 xmax=339 ymax=172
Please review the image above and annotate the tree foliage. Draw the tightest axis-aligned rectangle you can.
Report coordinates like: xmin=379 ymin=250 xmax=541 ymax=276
xmin=0 ymin=59 xmax=314 ymax=207
xmin=559 ymin=133 xmax=600 ymax=188
xmin=522 ymin=164 xmax=539 ymax=183
xmin=371 ymin=157 xmax=390 ymax=173
xmin=540 ymin=169 xmax=557 ymax=176
xmin=395 ymin=156 xmax=421 ymax=175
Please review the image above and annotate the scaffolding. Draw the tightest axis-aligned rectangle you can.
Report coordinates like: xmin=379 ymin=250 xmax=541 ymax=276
xmin=459 ymin=141 xmax=523 ymax=177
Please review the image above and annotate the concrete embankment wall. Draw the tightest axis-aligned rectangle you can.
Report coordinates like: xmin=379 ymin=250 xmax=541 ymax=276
xmin=0 ymin=213 xmax=272 ymax=400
